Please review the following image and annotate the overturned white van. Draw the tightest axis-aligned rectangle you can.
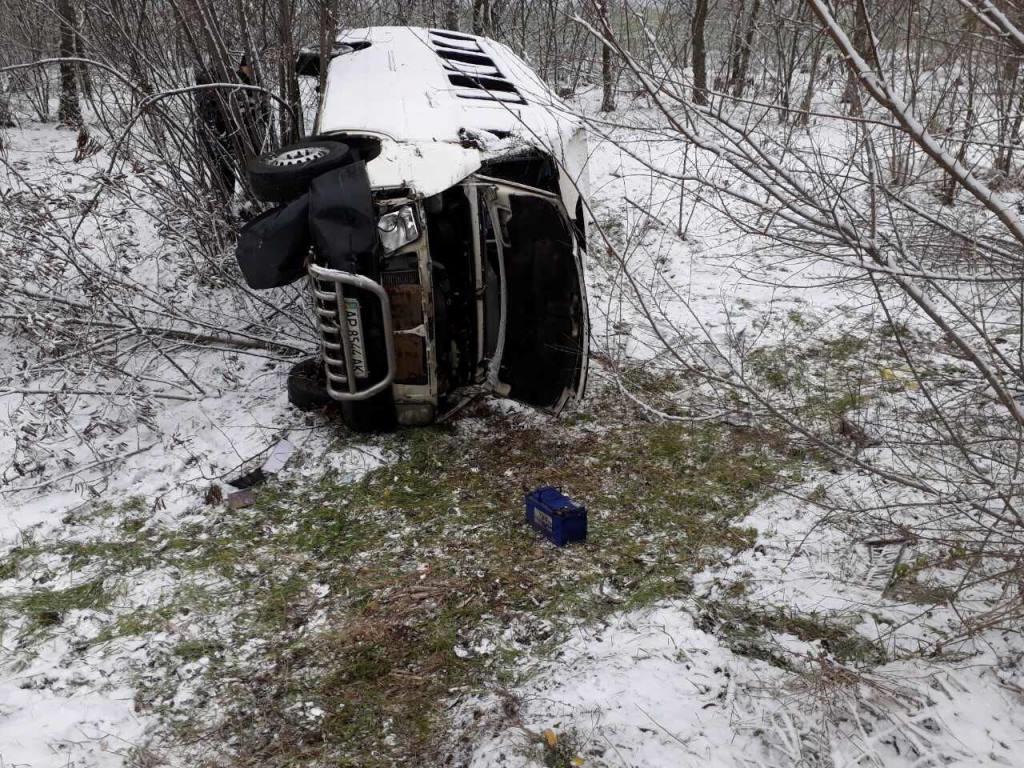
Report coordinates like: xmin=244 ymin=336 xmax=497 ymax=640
xmin=236 ymin=26 xmax=590 ymax=430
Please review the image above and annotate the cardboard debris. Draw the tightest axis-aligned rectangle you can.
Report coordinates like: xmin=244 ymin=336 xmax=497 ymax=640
xmin=261 ymin=439 xmax=295 ymax=474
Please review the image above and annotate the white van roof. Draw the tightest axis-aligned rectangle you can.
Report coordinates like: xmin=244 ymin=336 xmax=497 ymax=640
xmin=316 ymin=27 xmax=584 ymax=195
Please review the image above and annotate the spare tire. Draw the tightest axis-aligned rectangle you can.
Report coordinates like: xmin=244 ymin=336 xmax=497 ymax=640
xmin=247 ymin=140 xmax=353 ymax=203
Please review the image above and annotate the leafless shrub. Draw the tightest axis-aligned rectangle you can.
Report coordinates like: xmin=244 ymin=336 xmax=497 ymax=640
xmin=579 ymin=0 xmax=1024 ymax=650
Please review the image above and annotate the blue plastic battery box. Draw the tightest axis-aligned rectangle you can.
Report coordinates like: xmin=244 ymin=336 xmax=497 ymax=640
xmin=524 ymin=486 xmax=587 ymax=546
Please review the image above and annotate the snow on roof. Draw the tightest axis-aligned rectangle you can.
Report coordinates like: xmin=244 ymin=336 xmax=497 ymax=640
xmin=315 ymin=27 xmax=583 ymax=195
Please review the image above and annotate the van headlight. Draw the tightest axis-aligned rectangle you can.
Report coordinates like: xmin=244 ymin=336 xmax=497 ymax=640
xmin=377 ymin=206 xmax=419 ymax=252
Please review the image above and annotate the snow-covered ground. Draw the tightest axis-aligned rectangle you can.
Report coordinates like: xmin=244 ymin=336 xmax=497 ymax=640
xmin=460 ymin=486 xmax=1024 ymax=767
xmin=2 ymin=89 xmax=1023 ymax=768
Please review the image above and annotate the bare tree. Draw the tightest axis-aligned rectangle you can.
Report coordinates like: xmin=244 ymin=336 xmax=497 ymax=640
xmin=596 ymin=0 xmax=616 ymax=111
xmin=574 ymin=0 xmax=1024 ymax=656
xmin=445 ymin=0 xmax=460 ymax=30
xmin=277 ymin=0 xmax=303 ymax=143
xmin=56 ymin=0 xmax=81 ymax=126
xmin=0 ymin=73 xmax=12 ymax=128
xmin=472 ymin=0 xmax=490 ymax=36
xmin=691 ymin=0 xmax=709 ymax=105
xmin=729 ymin=0 xmax=761 ymax=97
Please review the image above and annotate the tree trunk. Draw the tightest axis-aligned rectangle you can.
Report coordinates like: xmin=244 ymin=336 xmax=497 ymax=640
xmin=56 ymin=0 xmax=81 ymax=126
xmin=318 ymin=0 xmax=338 ymax=100
xmin=942 ymin=43 xmax=976 ymax=203
xmin=445 ymin=0 xmax=459 ymax=30
xmin=73 ymin=10 xmax=92 ymax=100
xmin=996 ymin=55 xmax=1023 ymax=175
xmin=0 ymin=75 xmax=13 ymax=129
xmin=999 ymin=89 xmax=1024 ymax=177
xmin=277 ymin=0 xmax=302 ymax=144
xmin=726 ymin=0 xmax=747 ymax=90
xmin=798 ymin=36 xmax=823 ymax=127
xmin=597 ymin=0 xmax=615 ymax=111
xmin=842 ymin=0 xmax=871 ymax=116
xmin=995 ymin=8 xmax=1024 ymax=175
xmin=472 ymin=0 xmax=489 ymax=35
xmin=691 ymin=0 xmax=709 ymax=105
xmin=732 ymin=0 xmax=761 ymax=98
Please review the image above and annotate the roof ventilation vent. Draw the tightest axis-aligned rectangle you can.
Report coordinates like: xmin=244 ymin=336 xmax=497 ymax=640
xmin=427 ymin=29 xmax=526 ymax=105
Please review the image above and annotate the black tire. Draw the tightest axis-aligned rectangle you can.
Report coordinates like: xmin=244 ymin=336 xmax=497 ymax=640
xmin=247 ymin=140 xmax=353 ymax=203
xmin=341 ymin=391 xmax=397 ymax=433
xmin=287 ymin=358 xmax=334 ymax=411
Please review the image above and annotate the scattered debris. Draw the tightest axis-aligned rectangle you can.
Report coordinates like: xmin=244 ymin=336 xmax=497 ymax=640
xmin=863 ymin=536 xmax=911 ymax=593
xmin=228 ymin=467 xmax=265 ymax=489
xmin=204 ymin=485 xmax=223 ymax=505
xmin=260 ymin=438 xmax=295 ymax=474
xmin=227 ymin=439 xmax=295 ymax=489
xmin=227 ymin=488 xmax=256 ymax=510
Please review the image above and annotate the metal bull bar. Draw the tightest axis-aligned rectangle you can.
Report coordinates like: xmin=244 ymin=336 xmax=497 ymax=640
xmin=309 ymin=263 xmax=396 ymax=400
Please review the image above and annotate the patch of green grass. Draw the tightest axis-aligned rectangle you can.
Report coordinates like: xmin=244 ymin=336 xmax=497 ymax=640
xmin=818 ymin=334 xmax=868 ymax=361
xmin=93 ymin=583 xmax=223 ymax=648
xmin=879 ymin=319 xmax=913 ymax=339
xmin=94 ymin=606 xmax=170 ymax=643
xmin=57 ymin=539 xmax=152 ymax=572
xmin=708 ymin=600 xmax=885 ymax=669
xmin=746 ymin=347 xmax=794 ymax=389
xmin=0 ymin=541 xmax=43 ymax=581
xmin=541 ymin=726 xmax=586 ymax=767
xmin=619 ymin=364 xmax=684 ymax=397
xmin=740 ymin=323 xmax=883 ymax=445
xmin=887 ymin=560 xmax=958 ymax=606
xmin=174 ymin=638 xmax=223 ymax=662
xmin=173 ymin=416 xmax=796 ymax=764
xmin=804 ymin=389 xmax=868 ymax=421
xmin=64 ymin=495 xmax=148 ymax=526
xmin=4 ymin=406 xmax=803 ymax=766
xmin=5 ymin=577 xmax=114 ymax=638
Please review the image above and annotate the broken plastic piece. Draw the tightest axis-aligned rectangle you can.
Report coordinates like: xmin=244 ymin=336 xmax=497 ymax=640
xmin=227 ymin=440 xmax=295 ymax=489
xmin=261 ymin=439 xmax=295 ymax=474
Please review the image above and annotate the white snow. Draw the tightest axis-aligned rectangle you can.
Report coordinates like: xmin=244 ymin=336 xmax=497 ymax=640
xmin=0 ymin=618 xmax=148 ymax=768
xmin=460 ymin=487 xmax=1024 ymax=767
xmin=465 ymin=603 xmax=786 ymax=767
xmin=3 ymin=68 xmax=1024 ymax=768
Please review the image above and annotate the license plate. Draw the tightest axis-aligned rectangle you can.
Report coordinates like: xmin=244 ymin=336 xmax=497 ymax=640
xmin=343 ymin=298 xmax=369 ymax=378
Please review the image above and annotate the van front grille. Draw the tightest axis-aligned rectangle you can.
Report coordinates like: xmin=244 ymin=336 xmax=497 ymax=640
xmin=381 ymin=270 xmax=419 ymax=287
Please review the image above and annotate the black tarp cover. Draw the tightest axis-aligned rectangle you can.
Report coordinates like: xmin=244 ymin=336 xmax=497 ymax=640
xmin=307 ymin=161 xmax=380 ymax=277
xmin=234 ymin=194 xmax=311 ymax=289
xmin=234 ymin=160 xmax=379 ymax=288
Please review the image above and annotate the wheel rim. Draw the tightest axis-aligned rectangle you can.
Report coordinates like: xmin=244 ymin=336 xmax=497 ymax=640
xmin=267 ymin=146 xmax=330 ymax=168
